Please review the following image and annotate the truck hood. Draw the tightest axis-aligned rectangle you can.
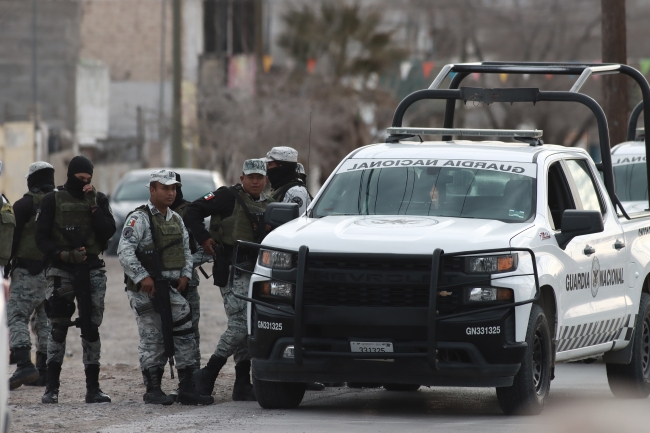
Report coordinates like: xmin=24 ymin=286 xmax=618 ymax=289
xmin=263 ymin=215 xmax=532 ymax=255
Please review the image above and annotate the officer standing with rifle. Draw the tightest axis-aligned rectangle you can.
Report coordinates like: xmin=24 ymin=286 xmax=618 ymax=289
xmin=118 ymin=169 xmax=213 ymax=406
xmin=183 ymin=159 xmax=272 ymax=401
xmin=35 ymin=155 xmax=115 ymax=404
xmin=7 ymin=162 xmax=56 ymax=390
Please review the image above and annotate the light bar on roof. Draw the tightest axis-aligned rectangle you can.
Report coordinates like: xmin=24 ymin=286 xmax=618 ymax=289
xmin=387 ymin=127 xmax=543 ymax=138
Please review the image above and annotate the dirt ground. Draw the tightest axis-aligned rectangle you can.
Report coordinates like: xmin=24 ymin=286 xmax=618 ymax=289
xmin=8 ymin=257 xmax=237 ymax=432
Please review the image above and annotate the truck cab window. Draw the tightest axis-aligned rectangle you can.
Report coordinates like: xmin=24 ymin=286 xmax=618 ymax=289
xmin=564 ymin=159 xmax=605 ymax=214
xmin=547 ymin=162 xmax=575 ymax=230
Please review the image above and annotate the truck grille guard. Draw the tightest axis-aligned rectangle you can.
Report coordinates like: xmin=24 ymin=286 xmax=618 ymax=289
xmin=231 ymin=241 xmax=540 ymax=370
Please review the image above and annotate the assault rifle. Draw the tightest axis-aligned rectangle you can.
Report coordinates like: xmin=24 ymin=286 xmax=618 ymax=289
xmin=58 ymin=226 xmax=97 ymax=343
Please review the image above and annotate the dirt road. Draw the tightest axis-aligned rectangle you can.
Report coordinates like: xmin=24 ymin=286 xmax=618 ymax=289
xmin=8 ymin=257 xmax=234 ymax=432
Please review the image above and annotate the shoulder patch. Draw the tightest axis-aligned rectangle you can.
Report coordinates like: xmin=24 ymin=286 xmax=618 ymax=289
xmin=126 ymin=215 xmax=138 ymax=227
xmin=122 ymin=226 xmax=134 ymax=238
xmin=203 ymin=192 xmax=215 ymax=201
xmin=291 ymin=196 xmax=304 ymax=207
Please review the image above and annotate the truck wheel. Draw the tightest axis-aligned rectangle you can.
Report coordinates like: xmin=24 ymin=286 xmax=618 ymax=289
xmin=606 ymin=293 xmax=650 ymax=399
xmin=383 ymin=384 xmax=420 ymax=392
xmin=253 ymin=377 xmax=306 ymax=409
xmin=496 ymin=304 xmax=552 ymax=415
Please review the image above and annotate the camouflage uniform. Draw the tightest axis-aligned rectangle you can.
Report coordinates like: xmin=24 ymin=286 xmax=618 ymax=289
xmin=44 ymin=268 xmax=107 ymax=365
xmin=184 ymin=159 xmax=273 ymax=399
xmin=214 ymin=270 xmax=250 ymax=362
xmin=118 ymin=201 xmax=197 ymax=371
xmin=8 ymin=268 xmax=49 ymax=352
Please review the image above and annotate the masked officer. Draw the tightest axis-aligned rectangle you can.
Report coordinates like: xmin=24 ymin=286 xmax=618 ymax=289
xmin=265 ymin=146 xmax=311 ymax=214
xmin=35 ymin=155 xmax=116 ymax=404
xmin=183 ymin=159 xmax=273 ymax=401
xmin=118 ymin=169 xmax=213 ymax=406
xmin=169 ymin=173 xmax=208 ymax=370
xmin=7 ymin=162 xmax=56 ymax=390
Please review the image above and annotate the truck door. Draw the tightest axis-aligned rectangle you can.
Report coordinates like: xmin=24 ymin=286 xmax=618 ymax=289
xmin=553 ymin=159 xmax=627 ymax=353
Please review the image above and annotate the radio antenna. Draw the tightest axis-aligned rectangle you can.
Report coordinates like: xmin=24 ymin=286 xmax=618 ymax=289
xmin=306 ymin=111 xmax=312 ymax=219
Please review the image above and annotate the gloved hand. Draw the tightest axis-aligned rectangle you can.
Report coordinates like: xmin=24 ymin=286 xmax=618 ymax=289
xmin=85 ymin=186 xmax=98 ymax=206
xmin=60 ymin=248 xmax=86 ymax=264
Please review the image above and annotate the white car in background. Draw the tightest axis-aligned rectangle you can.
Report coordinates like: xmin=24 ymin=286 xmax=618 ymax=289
xmin=106 ymin=168 xmax=224 ymax=255
xmin=611 ymin=135 xmax=648 ymax=214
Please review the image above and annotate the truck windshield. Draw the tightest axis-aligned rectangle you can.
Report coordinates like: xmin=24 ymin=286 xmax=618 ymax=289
xmin=614 ymin=163 xmax=648 ymax=201
xmin=313 ymin=165 xmax=535 ymax=222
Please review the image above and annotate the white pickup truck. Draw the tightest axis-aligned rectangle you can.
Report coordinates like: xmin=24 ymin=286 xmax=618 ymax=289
xmin=236 ymin=62 xmax=650 ymax=415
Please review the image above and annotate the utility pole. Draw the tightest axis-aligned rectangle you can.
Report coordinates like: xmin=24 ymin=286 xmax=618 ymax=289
xmin=172 ymin=0 xmax=183 ymax=167
xmin=32 ymin=0 xmax=40 ymax=160
xmin=601 ymin=0 xmax=628 ymax=147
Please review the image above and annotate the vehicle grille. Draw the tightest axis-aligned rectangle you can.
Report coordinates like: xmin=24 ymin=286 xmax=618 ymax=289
xmin=302 ymin=254 xmax=461 ymax=312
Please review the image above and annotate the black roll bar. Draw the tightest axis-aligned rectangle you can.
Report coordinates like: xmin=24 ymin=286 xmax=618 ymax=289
xmin=432 ymin=61 xmax=650 ymax=213
xmin=388 ymin=86 xmax=630 ymax=219
xmin=627 ymin=101 xmax=644 ymax=141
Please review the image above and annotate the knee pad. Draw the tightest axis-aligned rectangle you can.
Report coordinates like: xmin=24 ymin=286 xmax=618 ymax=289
xmin=46 ymin=295 xmax=76 ymax=319
xmin=81 ymin=325 xmax=100 ymax=343
xmin=51 ymin=324 xmax=69 ymax=343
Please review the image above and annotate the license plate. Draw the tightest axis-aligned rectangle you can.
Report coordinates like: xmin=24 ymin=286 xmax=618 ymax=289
xmin=350 ymin=342 xmax=394 ymax=353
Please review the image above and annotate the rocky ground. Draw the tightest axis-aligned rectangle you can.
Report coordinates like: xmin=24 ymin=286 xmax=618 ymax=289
xmin=8 ymin=257 xmax=236 ymax=432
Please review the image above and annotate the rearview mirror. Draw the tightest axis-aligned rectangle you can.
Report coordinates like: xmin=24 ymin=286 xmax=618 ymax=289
xmin=555 ymin=210 xmax=604 ymax=249
xmin=265 ymin=203 xmax=299 ymax=228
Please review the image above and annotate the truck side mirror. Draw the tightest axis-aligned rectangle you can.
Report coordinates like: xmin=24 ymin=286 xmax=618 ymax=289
xmin=264 ymin=202 xmax=299 ymax=228
xmin=555 ymin=210 xmax=604 ymax=249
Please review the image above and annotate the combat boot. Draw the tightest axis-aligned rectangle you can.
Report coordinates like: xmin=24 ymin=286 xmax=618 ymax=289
xmin=9 ymin=347 xmax=39 ymax=390
xmin=142 ymin=367 xmax=174 ymax=405
xmin=9 ymin=349 xmax=15 ymax=365
xmin=41 ymin=361 xmax=62 ymax=404
xmin=25 ymin=351 xmax=47 ymax=387
xmin=232 ymin=360 xmax=256 ymax=401
xmin=177 ymin=367 xmax=215 ymax=405
xmin=193 ymin=355 xmax=226 ymax=396
xmin=84 ymin=364 xmax=111 ymax=403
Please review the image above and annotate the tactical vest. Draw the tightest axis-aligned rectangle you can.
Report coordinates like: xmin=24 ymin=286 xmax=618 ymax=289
xmin=15 ymin=190 xmax=45 ymax=261
xmin=271 ymin=179 xmax=306 ymax=202
xmin=125 ymin=205 xmax=186 ymax=291
xmin=52 ymin=190 xmax=102 ymax=256
xmin=0 ymin=196 xmax=15 ymax=266
xmin=209 ymin=186 xmax=273 ymax=246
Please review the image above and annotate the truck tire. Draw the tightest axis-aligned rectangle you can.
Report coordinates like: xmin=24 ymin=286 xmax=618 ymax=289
xmin=253 ymin=377 xmax=306 ymax=409
xmin=496 ymin=304 xmax=552 ymax=415
xmin=606 ymin=293 xmax=650 ymax=399
xmin=383 ymin=384 xmax=420 ymax=392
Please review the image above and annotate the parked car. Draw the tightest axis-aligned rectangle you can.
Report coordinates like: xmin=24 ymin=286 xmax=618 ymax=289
xmin=105 ymin=168 xmax=224 ymax=255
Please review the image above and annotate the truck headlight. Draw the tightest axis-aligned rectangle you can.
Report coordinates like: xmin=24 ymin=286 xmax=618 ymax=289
xmin=466 ymin=254 xmax=517 ymax=274
xmin=260 ymin=281 xmax=293 ymax=299
xmin=467 ymin=287 xmax=514 ymax=302
xmin=258 ymin=249 xmax=293 ymax=269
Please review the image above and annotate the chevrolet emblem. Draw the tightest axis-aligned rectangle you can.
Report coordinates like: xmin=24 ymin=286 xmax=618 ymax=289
xmin=439 ymin=291 xmax=452 ymax=297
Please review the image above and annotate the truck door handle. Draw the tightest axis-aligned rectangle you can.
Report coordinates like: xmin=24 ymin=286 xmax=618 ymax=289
xmin=583 ymin=245 xmax=595 ymax=255
xmin=614 ymin=240 xmax=625 ymax=250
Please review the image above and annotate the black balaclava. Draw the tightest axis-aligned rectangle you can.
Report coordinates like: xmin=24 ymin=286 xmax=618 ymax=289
xmin=171 ymin=172 xmax=184 ymax=209
xmin=27 ymin=168 xmax=55 ymax=194
xmin=267 ymin=161 xmax=299 ymax=190
xmin=65 ymin=155 xmax=94 ymax=199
